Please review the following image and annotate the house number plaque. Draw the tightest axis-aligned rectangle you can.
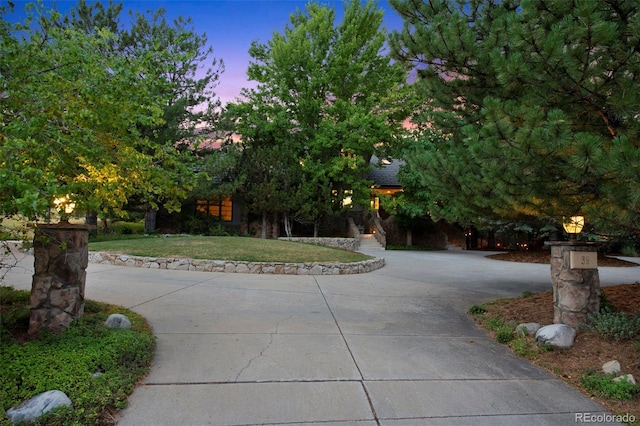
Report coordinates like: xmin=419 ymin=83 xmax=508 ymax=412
xmin=569 ymin=251 xmax=598 ymax=269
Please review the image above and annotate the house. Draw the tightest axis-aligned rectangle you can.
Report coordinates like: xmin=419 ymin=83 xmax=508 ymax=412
xmin=156 ymin=153 xmax=411 ymax=238
xmin=367 ymin=155 xmax=404 ymax=216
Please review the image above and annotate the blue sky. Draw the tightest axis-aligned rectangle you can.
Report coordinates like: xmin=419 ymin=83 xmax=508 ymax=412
xmin=6 ymin=0 xmax=405 ymax=105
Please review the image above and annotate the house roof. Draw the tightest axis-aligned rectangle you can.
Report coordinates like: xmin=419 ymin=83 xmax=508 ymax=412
xmin=368 ymin=155 xmax=404 ymax=188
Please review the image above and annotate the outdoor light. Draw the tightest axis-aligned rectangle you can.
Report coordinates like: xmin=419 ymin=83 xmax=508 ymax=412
xmin=53 ymin=195 xmax=76 ymax=222
xmin=563 ymin=215 xmax=585 ymax=238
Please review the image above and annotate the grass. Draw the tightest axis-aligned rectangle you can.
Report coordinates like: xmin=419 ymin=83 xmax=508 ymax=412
xmin=0 ymin=287 xmax=155 ymax=426
xmin=90 ymin=235 xmax=372 ymax=263
xmin=0 ymin=216 xmax=36 ymax=242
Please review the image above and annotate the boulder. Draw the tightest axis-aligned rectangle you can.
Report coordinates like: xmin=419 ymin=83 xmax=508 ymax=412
xmin=613 ymin=374 xmax=636 ymax=385
xmin=104 ymin=313 xmax=132 ymax=329
xmin=535 ymin=324 xmax=576 ymax=349
xmin=515 ymin=322 xmax=541 ymax=336
xmin=602 ymin=360 xmax=621 ymax=375
xmin=6 ymin=390 xmax=72 ymax=424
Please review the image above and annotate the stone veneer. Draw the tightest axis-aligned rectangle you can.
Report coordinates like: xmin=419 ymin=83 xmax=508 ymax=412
xmin=29 ymin=224 xmax=90 ymax=335
xmin=548 ymin=242 xmax=600 ymax=328
xmin=278 ymin=237 xmax=361 ymax=252
xmin=88 ymin=252 xmax=384 ymax=275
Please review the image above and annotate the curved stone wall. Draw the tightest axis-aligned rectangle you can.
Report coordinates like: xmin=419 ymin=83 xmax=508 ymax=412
xmin=278 ymin=237 xmax=360 ymax=252
xmin=88 ymin=252 xmax=384 ymax=275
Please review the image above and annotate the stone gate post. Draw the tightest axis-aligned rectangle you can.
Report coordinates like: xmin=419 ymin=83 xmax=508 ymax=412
xmin=546 ymin=241 xmax=600 ymax=328
xmin=28 ymin=223 xmax=90 ymax=336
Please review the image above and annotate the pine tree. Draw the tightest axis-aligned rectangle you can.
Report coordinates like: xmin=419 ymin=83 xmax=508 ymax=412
xmin=390 ymin=0 xmax=640 ymax=235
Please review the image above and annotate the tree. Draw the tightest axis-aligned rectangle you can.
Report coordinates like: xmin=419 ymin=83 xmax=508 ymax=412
xmin=227 ymin=0 xmax=409 ymax=236
xmin=58 ymin=0 xmax=224 ymax=231
xmin=389 ymin=0 xmax=640 ymax=235
xmin=0 ymin=3 xmax=199 ymax=222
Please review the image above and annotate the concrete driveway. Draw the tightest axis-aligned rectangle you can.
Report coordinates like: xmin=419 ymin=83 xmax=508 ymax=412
xmin=4 ymin=247 xmax=639 ymax=425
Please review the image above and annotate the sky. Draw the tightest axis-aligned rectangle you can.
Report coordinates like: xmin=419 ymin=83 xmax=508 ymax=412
xmin=6 ymin=0 xmax=406 ymax=105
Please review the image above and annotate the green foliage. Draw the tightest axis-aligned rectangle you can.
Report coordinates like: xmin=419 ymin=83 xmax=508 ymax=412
xmin=467 ymin=304 xmax=487 ymax=315
xmin=1 ymin=1 xmax=222 ymax=222
xmin=182 ymin=216 xmax=232 ymax=236
xmin=389 ymin=0 xmax=640 ymax=234
xmin=580 ymin=370 xmax=639 ymax=401
xmin=583 ymin=310 xmax=640 ymax=342
xmin=482 ymin=315 xmax=516 ymax=344
xmin=521 ymin=291 xmax=534 ymax=298
xmin=600 ymin=292 xmax=615 ymax=313
xmin=508 ymin=336 xmax=550 ymax=359
xmin=111 ymin=221 xmax=145 ymax=235
xmin=496 ymin=329 xmax=515 ymax=344
xmin=484 ymin=316 xmax=506 ymax=332
xmin=0 ymin=286 xmax=30 ymax=345
xmin=0 ymin=288 xmax=155 ymax=424
xmin=219 ymin=0 xmax=411 ymax=235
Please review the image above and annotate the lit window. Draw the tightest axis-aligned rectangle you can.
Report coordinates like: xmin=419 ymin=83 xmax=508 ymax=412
xmin=196 ymin=197 xmax=233 ymax=221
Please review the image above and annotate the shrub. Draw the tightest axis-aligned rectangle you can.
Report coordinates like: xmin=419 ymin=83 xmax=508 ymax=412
xmin=583 ymin=311 xmax=640 ymax=341
xmin=481 ymin=315 xmax=516 ymax=343
xmin=0 ymin=286 xmax=31 ymax=345
xmin=484 ymin=315 xmax=506 ymax=331
xmin=468 ymin=304 xmax=487 ymax=315
xmin=496 ymin=329 xmax=515 ymax=344
xmin=509 ymin=336 xmax=543 ymax=358
xmin=580 ymin=370 xmax=639 ymax=400
xmin=0 ymin=289 xmax=155 ymax=425
xmin=111 ymin=221 xmax=145 ymax=235
xmin=599 ymin=292 xmax=615 ymax=313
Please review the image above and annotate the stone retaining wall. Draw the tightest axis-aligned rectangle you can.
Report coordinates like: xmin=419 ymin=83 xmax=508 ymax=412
xmin=278 ymin=237 xmax=360 ymax=252
xmin=88 ymin=252 xmax=384 ymax=275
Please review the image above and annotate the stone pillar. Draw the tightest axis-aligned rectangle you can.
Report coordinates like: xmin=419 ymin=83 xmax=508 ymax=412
xmin=29 ymin=224 xmax=90 ymax=336
xmin=547 ymin=242 xmax=600 ymax=328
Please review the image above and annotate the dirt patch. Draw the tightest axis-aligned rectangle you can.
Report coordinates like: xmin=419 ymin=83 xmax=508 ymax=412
xmin=476 ymin=251 xmax=640 ymax=422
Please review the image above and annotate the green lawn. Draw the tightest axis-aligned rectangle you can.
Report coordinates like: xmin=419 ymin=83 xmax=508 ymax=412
xmin=90 ymin=235 xmax=371 ymax=263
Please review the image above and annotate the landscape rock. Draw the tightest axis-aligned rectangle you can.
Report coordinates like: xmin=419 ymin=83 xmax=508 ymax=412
xmin=6 ymin=390 xmax=72 ymax=424
xmin=535 ymin=324 xmax=576 ymax=349
xmin=515 ymin=322 xmax=541 ymax=336
xmin=613 ymin=374 xmax=636 ymax=385
xmin=602 ymin=360 xmax=621 ymax=375
xmin=104 ymin=313 xmax=132 ymax=329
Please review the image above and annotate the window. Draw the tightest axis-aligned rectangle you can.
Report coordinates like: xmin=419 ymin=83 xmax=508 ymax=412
xmin=196 ymin=196 xmax=233 ymax=221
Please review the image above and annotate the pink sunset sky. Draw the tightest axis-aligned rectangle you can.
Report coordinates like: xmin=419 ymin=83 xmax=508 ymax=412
xmin=7 ymin=0 xmax=406 ymax=106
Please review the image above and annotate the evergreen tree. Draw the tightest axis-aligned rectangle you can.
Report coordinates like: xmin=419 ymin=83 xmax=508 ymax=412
xmin=59 ymin=0 xmax=223 ymax=229
xmin=390 ymin=0 xmax=640 ymax=235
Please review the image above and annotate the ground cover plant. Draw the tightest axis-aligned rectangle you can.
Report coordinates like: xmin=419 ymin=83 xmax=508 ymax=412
xmin=90 ymin=235 xmax=371 ymax=263
xmin=0 ymin=287 xmax=155 ymax=425
xmin=469 ymin=260 xmax=640 ymax=425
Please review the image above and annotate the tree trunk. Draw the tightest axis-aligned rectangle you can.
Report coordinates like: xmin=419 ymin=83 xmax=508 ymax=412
xmin=261 ymin=212 xmax=267 ymax=239
xmin=406 ymin=228 xmax=413 ymax=246
xmin=240 ymin=210 xmax=249 ymax=236
xmin=272 ymin=212 xmax=279 ymax=238
xmin=85 ymin=211 xmax=98 ymax=237
xmin=283 ymin=212 xmax=293 ymax=237
xmin=144 ymin=205 xmax=157 ymax=234
xmin=487 ymin=229 xmax=496 ymax=249
xmin=313 ymin=220 xmax=319 ymax=238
